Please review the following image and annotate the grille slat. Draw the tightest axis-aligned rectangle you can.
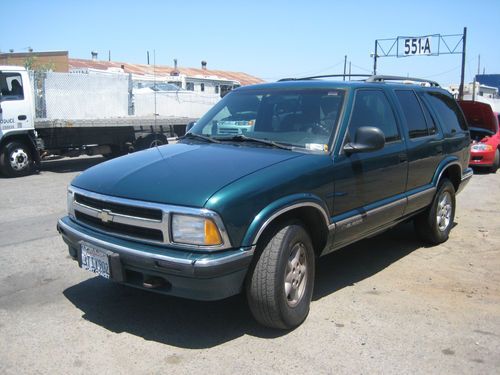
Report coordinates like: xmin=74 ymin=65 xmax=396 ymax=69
xmin=74 ymin=193 xmax=162 ymax=221
xmin=75 ymin=211 xmax=164 ymax=242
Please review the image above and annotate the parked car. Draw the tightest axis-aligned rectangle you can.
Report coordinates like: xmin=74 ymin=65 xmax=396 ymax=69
xmin=58 ymin=75 xmax=472 ymax=329
xmin=458 ymin=100 xmax=500 ymax=173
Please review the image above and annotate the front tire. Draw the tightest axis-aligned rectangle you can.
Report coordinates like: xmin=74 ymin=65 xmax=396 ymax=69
xmin=414 ymin=178 xmax=456 ymax=245
xmin=246 ymin=222 xmax=315 ymax=329
xmin=0 ymin=141 xmax=34 ymax=177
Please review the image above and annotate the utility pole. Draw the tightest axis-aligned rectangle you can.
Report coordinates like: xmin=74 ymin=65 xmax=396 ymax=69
xmin=348 ymin=61 xmax=352 ymax=80
xmin=458 ymin=27 xmax=467 ymax=100
xmin=373 ymin=40 xmax=378 ymax=75
xmin=472 ymin=54 xmax=480 ymax=102
xmin=343 ymin=55 xmax=347 ymax=81
xmin=147 ymin=51 xmax=150 ymax=65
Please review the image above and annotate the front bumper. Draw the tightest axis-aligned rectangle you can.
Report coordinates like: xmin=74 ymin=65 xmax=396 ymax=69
xmin=57 ymin=216 xmax=254 ymax=301
xmin=469 ymin=150 xmax=495 ymax=167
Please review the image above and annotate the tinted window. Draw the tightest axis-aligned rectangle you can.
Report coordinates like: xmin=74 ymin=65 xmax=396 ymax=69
xmin=418 ymin=94 xmax=438 ymax=135
xmin=395 ymin=90 xmax=428 ymax=138
xmin=349 ymin=90 xmax=400 ymax=142
xmin=424 ymin=92 xmax=468 ymax=133
xmin=0 ymin=73 xmax=24 ymax=101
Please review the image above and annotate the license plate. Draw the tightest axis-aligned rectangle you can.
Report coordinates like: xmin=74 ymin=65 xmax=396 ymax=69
xmin=80 ymin=242 xmax=110 ymax=279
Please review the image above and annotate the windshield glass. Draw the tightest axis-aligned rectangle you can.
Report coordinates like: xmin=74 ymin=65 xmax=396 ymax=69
xmin=189 ymin=88 xmax=346 ymax=151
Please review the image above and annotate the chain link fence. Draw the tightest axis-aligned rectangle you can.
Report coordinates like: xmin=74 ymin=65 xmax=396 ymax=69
xmin=30 ymin=71 xmax=221 ymax=120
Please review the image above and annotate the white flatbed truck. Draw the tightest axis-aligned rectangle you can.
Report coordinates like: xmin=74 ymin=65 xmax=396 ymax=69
xmin=0 ymin=66 xmax=195 ymax=177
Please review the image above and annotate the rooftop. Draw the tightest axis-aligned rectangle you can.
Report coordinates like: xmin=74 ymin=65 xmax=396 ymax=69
xmin=68 ymin=58 xmax=264 ymax=86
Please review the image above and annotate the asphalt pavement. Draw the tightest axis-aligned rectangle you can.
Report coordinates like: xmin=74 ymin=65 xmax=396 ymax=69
xmin=0 ymin=155 xmax=499 ymax=374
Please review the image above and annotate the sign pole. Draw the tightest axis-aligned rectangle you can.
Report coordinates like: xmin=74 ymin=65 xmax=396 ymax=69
xmin=458 ymin=27 xmax=467 ymax=100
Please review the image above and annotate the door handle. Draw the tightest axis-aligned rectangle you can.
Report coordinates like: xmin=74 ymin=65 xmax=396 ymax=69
xmin=398 ymin=153 xmax=407 ymax=163
xmin=18 ymin=115 xmax=27 ymax=120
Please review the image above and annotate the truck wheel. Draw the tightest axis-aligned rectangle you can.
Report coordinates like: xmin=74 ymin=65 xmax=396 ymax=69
xmin=246 ymin=222 xmax=315 ymax=329
xmin=0 ymin=141 xmax=34 ymax=177
xmin=135 ymin=134 xmax=168 ymax=151
xmin=490 ymin=149 xmax=499 ymax=173
xmin=414 ymin=178 xmax=455 ymax=245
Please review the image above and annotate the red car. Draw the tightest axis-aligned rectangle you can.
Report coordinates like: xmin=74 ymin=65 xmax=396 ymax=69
xmin=458 ymin=100 xmax=500 ymax=173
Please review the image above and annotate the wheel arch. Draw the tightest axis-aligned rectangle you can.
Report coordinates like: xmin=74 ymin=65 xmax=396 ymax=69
xmin=243 ymin=196 xmax=332 ymax=257
xmin=433 ymin=159 xmax=462 ymax=192
xmin=0 ymin=131 xmax=37 ymax=153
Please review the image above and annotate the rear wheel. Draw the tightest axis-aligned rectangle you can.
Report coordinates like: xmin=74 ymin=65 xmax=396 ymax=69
xmin=0 ymin=141 xmax=34 ymax=177
xmin=414 ymin=178 xmax=455 ymax=245
xmin=246 ymin=222 xmax=315 ymax=329
xmin=490 ymin=149 xmax=499 ymax=173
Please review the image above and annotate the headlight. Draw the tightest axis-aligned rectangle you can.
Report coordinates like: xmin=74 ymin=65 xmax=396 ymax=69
xmin=171 ymin=214 xmax=222 ymax=246
xmin=471 ymin=143 xmax=493 ymax=151
xmin=67 ymin=188 xmax=75 ymax=218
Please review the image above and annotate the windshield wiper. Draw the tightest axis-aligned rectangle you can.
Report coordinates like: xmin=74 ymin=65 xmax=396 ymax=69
xmin=215 ymin=134 xmax=292 ymax=150
xmin=179 ymin=133 xmax=220 ymax=143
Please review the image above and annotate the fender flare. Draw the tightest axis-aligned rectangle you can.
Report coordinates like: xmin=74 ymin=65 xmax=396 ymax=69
xmin=241 ymin=193 xmax=332 ymax=248
xmin=431 ymin=157 xmax=462 ymax=188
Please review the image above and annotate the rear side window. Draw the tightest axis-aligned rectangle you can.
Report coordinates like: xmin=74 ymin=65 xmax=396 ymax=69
xmin=395 ymin=90 xmax=429 ymax=138
xmin=0 ymin=73 xmax=24 ymax=101
xmin=349 ymin=90 xmax=400 ymax=142
xmin=424 ymin=92 xmax=468 ymax=133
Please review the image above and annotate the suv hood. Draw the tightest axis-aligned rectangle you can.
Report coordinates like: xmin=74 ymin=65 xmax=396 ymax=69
xmin=71 ymin=142 xmax=302 ymax=207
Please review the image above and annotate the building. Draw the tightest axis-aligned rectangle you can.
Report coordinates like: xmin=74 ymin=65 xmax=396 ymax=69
xmin=0 ymin=51 xmax=69 ymax=72
xmin=447 ymin=82 xmax=499 ymax=100
xmin=0 ymin=50 xmax=264 ymax=97
xmin=476 ymin=74 xmax=500 ymax=94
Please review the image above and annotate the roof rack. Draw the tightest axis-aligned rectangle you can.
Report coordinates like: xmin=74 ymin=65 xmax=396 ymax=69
xmin=365 ymin=75 xmax=440 ymax=87
xmin=278 ymin=74 xmax=371 ymax=82
xmin=277 ymin=74 xmax=441 ymax=87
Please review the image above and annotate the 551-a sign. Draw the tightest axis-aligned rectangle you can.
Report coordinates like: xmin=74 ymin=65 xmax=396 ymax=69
xmin=398 ymin=35 xmax=438 ymax=57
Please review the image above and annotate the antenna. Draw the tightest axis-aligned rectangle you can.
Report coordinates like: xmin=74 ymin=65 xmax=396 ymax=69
xmin=153 ymin=49 xmax=157 ymax=126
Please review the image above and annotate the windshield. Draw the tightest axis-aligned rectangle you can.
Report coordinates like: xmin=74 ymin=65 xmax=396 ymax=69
xmin=189 ymin=88 xmax=346 ymax=151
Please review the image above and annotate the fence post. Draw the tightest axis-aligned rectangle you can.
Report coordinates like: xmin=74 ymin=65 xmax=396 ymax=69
xmin=128 ymin=73 xmax=134 ymax=115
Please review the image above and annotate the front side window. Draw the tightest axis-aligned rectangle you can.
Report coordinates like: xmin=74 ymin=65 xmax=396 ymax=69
xmin=190 ymin=89 xmax=346 ymax=151
xmin=349 ymin=90 xmax=400 ymax=142
xmin=0 ymin=73 xmax=24 ymax=101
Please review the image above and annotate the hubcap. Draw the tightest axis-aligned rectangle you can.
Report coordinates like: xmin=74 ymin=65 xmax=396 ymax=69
xmin=284 ymin=242 xmax=308 ymax=307
xmin=9 ymin=148 xmax=29 ymax=171
xmin=436 ymin=191 xmax=452 ymax=232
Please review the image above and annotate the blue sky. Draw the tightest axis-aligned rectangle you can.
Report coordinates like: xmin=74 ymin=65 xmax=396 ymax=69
xmin=3 ymin=0 xmax=499 ymax=86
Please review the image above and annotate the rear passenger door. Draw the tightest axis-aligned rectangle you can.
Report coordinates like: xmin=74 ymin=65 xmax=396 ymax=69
xmin=393 ymin=89 xmax=445 ymax=213
xmin=332 ymin=89 xmax=408 ymax=249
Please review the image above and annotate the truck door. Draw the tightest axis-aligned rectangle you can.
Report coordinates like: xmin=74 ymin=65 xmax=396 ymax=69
xmin=0 ymin=70 xmax=33 ymax=138
xmin=332 ymin=89 xmax=408 ymax=248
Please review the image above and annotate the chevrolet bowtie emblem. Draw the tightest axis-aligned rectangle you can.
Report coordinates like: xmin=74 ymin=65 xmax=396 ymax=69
xmin=97 ymin=209 xmax=114 ymax=223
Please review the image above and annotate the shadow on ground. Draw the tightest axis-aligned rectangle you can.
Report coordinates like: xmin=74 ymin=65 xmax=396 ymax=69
xmin=41 ymin=156 xmax=106 ymax=173
xmin=64 ymin=222 xmax=424 ymax=348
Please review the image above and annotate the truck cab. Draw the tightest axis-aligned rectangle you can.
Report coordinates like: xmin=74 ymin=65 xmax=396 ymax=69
xmin=0 ymin=66 xmax=39 ymax=177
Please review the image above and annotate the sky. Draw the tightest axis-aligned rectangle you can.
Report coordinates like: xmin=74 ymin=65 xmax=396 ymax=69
xmin=3 ymin=0 xmax=500 ymax=86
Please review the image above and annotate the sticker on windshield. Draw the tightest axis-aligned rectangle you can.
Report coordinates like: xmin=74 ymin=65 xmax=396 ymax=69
xmin=305 ymin=143 xmax=328 ymax=152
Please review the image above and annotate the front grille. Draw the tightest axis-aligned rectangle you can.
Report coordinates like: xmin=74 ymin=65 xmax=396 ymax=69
xmin=75 ymin=211 xmax=164 ymax=242
xmin=75 ymin=193 xmax=162 ymax=220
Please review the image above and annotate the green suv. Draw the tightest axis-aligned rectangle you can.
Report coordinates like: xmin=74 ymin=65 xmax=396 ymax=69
xmin=58 ymin=75 xmax=472 ymax=329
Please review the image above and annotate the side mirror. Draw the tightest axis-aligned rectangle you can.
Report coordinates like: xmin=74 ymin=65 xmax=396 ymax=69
xmin=343 ymin=126 xmax=385 ymax=154
xmin=186 ymin=121 xmax=196 ymax=133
